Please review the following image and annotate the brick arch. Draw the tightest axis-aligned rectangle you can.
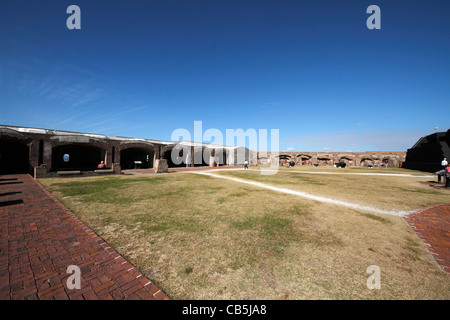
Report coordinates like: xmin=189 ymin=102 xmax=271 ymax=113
xmin=0 ymin=127 xmax=33 ymax=145
xmin=49 ymin=136 xmax=111 ymax=149
xmin=118 ymin=142 xmax=157 ymax=155
xmin=213 ymin=148 xmax=228 ymax=166
xmin=118 ymin=142 xmax=158 ymax=170
xmin=51 ymin=143 xmax=107 ymax=171
xmin=339 ymin=155 xmax=355 ymax=166
xmin=296 ymin=154 xmax=312 ymax=165
xmin=277 ymin=154 xmax=292 ymax=165
xmin=360 ymin=157 xmax=374 ymax=167
xmin=161 ymin=143 xmax=185 ymax=155
xmin=162 ymin=144 xmax=192 ymax=168
xmin=193 ymin=146 xmax=211 ymax=167
xmin=317 ymin=156 xmax=333 ymax=166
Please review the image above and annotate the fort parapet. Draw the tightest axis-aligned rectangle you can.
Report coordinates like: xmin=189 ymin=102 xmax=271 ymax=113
xmin=258 ymin=151 xmax=406 ymax=168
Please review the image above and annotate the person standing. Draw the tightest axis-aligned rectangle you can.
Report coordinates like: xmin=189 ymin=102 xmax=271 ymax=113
xmin=445 ymin=164 xmax=450 ymax=188
xmin=244 ymin=160 xmax=248 ymax=170
xmin=441 ymin=158 xmax=448 ymax=169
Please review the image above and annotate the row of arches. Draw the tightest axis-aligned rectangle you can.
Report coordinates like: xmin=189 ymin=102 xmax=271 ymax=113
xmin=275 ymin=154 xmax=396 ymax=167
xmin=162 ymin=146 xmax=229 ymax=168
xmin=0 ymin=139 xmax=235 ymax=175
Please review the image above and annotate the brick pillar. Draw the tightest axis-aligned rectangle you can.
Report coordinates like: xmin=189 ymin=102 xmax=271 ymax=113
xmin=105 ymin=149 xmax=112 ymax=168
xmin=209 ymin=149 xmax=216 ymax=167
xmin=155 ymin=159 xmax=168 ymax=173
xmin=190 ymin=147 xmax=195 ymax=167
xmin=153 ymin=147 xmax=159 ymax=169
xmin=29 ymin=140 xmax=39 ymax=169
xmin=43 ymin=141 xmax=53 ymax=170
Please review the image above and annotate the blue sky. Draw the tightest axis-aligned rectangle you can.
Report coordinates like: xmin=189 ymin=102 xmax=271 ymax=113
xmin=1 ymin=0 xmax=449 ymax=152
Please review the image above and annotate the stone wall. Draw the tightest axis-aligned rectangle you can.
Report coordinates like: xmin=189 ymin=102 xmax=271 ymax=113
xmin=258 ymin=151 xmax=406 ymax=168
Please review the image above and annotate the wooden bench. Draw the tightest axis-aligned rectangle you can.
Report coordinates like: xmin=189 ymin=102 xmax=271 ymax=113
xmin=57 ymin=170 xmax=81 ymax=175
xmin=94 ymin=169 xmax=114 ymax=173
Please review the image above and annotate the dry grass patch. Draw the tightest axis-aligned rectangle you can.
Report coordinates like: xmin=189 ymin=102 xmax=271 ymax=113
xmin=38 ymin=172 xmax=449 ymax=300
xmin=219 ymin=167 xmax=450 ymax=211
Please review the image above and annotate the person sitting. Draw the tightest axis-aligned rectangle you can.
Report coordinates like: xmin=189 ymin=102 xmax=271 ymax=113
xmin=97 ymin=161 xmax=106 ymax=169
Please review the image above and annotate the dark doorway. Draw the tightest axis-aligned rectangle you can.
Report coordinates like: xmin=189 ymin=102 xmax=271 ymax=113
xmin=163 ymin=148 xmax=187 ymax=168
xmin=318 ymin=157 xmax=332 ymax=166
xmin=299 ymin=155 xmax=312 ymax=166
xmin=120 ymin=148 xmax=155 ymax=169
xmin=215 ymin=150 xmax=227 ymax=166
xmin=278 ymin=155 xmax=291 ymax=165
xmin=193 ymin=150 xmax=209 ymax=167
xmin=0 ymin=139 xmax=30 ymax=174
xmin=52 ymin=144 xmax=105 ymax=171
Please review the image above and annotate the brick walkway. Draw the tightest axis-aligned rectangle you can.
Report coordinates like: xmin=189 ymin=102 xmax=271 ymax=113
xmin=0 ymin=174 xmax=170 ymax=300
xmin=404 ymin=204 xmax=450 ymax=274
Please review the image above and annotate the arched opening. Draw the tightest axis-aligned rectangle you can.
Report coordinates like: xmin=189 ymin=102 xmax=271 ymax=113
xmin=215 ymin=149 xmax=228 ymax=166
xmin=372 ymin=157 xmax=381 ymax=167
xmin=318 ymin=157 xmax=332 ymax=166
xmin=381 ymin=157 xmax=390 ymax=167
xmin=52 ymin=144 xmax=106 ymax=171
xmin=339 ymin=157 xmax=354 ymax=166
xmin=120 ymin=147 xmax=155 ymax=170
xmin=163 ymin=146 xmax=188 ymax=168
xmin=278 ymin=155 xmax=291 ymax=166
xmin=234 ymin=147 xmax=250 ymax=165
xmin=193 ymin=149 xmax=209 ymax=167
xmin=360 ymin=158 xmax=374 ymax=167
xmin=298 ymin=154 xmax=312 ymax=166
xmin=0 ymin=139 xmax=30 ymax=174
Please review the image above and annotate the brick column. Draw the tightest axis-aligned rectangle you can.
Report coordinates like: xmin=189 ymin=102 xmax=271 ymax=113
xmin=29 ymin=140 xmax=39 ymax=168
xmin=43 ymin=140 xmax=53 ymax=170
xmin=209 ymin=149 xmax=216 ymax=167
xmin=155 ymin=159 xmax=168 ymax=173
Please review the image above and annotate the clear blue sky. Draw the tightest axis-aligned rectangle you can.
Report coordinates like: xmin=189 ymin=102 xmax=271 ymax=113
xmin=1 ymin=0 xmax=449 ymax=152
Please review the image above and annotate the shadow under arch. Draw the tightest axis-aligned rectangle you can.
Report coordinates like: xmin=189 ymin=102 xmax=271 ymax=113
xmin=0 ymin=137 xmax=31 ymax=174
xmin=119 ymin=142 xmax=157 ymax=170
xmin=51 ymin=144 xmax=106 ymax=171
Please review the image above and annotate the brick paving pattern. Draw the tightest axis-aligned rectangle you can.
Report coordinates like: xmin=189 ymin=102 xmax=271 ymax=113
xmin=404 ymin=204 xmax=450 ymax=274
xmin=0 ymin=174 xmax=170 ymax=300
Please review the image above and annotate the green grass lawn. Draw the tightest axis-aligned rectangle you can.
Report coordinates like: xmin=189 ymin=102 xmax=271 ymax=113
xmin=38 ymin=168 xmax=450 ymax=300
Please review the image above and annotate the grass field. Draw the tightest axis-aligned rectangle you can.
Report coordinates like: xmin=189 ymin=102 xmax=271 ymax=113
xmin=217 ymin=166 xmax=449 ymax=211
xmin=38 ymin=166 xmax=450 ymax=300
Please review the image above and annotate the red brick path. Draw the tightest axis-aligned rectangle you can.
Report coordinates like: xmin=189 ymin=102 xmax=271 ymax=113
xmin=404 ymin=204 xmax=450 ymax=274
xmin=0 ymin=174 xmax=170 ymax=300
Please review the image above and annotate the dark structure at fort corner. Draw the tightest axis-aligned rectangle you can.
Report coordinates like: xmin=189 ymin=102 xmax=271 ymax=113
xmin=402 ymin=129 xmax=450 ymax=173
